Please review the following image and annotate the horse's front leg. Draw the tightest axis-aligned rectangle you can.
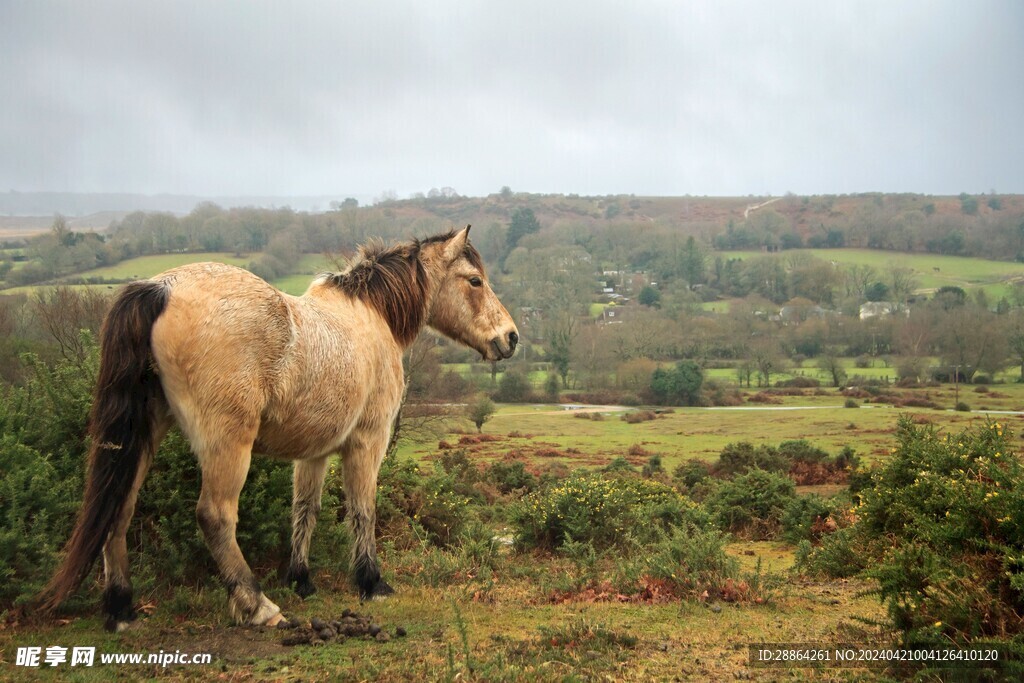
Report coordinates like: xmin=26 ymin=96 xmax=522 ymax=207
xmin=287 ymin=456 xmax=329 ymax=598
xmin=341 ymin=427 xmax=394 ymax=599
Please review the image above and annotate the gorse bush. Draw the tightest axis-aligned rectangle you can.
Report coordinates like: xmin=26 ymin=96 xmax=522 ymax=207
xmin=0 ymin=340 xmax=349 ymax=608
xmin=636 ymin=525 xmax=739 ymax=597
xmin=487 ymin=460 xmax=538 ymax=494
xmin=715 ymin=442 xmax=789 ymax=476
xmin=0 ymin=437 xmax=80 ymax=605
xmin=510 ymin=473 xmax=706 ymax=551
xmin=369 ymin=450 xmax=484 ymax=548
xmin=800 ymin=417 xmax=1024 ymax=641
xmin=703 ymin=469 xmax=796 ymax=538
xmin=713 ymin=439 xmax=858 ymax=485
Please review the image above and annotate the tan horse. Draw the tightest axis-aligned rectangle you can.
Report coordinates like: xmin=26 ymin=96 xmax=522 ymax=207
xmin=40 ymin=227 xmax=517 ymax=630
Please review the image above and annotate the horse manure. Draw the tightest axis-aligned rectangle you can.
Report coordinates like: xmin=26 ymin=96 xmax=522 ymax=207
xmin=281 ymin=630 xmax=314 ymax=646
xmin=280 ymin=609 xmax=396 ymax=646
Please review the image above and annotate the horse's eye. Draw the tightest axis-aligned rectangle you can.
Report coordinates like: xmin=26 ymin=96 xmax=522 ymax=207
xmin=469 ymin=276 xmax=483 ymax=288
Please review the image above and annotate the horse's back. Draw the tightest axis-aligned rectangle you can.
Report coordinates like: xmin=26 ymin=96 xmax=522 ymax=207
xmin=146 ymin=262 xmax=404 ymax=461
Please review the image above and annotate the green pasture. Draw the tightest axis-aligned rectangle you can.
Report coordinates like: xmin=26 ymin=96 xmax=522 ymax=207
xmin=399 ymin=383 xmax=1024 ymax=471
xmin=0 ymin=555 xmax=884 ymax=682
xmin=718 ymin=248 xmax=1024 ymax=297
xmin=69 ymin=252 xmax=252 ymax=280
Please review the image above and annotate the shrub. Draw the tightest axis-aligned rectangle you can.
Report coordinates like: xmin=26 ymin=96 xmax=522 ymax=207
xmin=776 ymin=376 xmax=820 ymax=388
xmin=487 ymin=460 xmax=537 ymax=495
xmin=621 ymin=410 xmax=657 ymax=424
xmin=844 ymin=397 xmax=859 ymax=408
xmin=781 ymin=494 xmax=837 ymax=543
xmin=641 ymin=455 xmax=664 ymax=478
xmin=630 ymin=525 xmax=740 ymax=599
xmin=511 ymin=474 xmax=705 ymax=551
xmin=702 ymin=379 xmax=743 ymax=406
xmin=648 ymin=361 xmax=703 ymax=406
xmin=715 ymin=442 xmax=788 ymax=476
xmin=794 ymin=527 xmax=867 ymax=578
xmin=802 ymin=418 xmax=1024 ymax=641
xmin=370 ymin=451 xmax=480 ymax=548
xmin=602 ymin=456 xmax=637 ymax=475
xmin=492 ymin=369 xmax=534 ymax=403
xmin=466 ymin=395 xmax=496 ymax=433
xmin=543 ymin=373 xmax=560 ymax=401
xmin=955 ymin=401 xmax=971 ymax=412
xmin=672 ymin=459 xmax=711 ymax=490
xmin=703 ymin=469 xmax=796 ymax=538
xmin=0 ymin=437 xmax=80 ymax=605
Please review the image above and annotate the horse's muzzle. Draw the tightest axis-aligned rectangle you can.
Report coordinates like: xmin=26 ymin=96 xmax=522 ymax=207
xmin=490 ymin=331 xmax=518 ymax=360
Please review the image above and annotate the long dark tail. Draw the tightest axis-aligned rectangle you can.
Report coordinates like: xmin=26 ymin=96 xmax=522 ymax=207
xmin=39 ymin=280 xmax=170 ymax=612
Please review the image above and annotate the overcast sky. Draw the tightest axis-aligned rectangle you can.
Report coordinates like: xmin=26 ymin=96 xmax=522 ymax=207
xmin=2 ymin=1 xmax=1022 ymax=200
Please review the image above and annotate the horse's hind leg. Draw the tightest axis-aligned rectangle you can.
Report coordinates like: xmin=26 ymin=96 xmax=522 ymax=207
xmin=287 ymin=456 xmax=329 ymax=598
xmin=195 ymin=443 xmax=282 ymax=626
xmin=101 ymin=416 xmax=171 ymax=632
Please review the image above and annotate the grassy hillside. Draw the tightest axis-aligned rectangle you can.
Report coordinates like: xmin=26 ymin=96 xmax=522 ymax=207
xmin=720 ymin=248 xmax=1024 ymax=299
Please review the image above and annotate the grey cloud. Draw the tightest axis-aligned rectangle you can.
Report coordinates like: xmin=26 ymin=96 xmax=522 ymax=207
xmin=1 ymin=0 xmax=1021 ymax=199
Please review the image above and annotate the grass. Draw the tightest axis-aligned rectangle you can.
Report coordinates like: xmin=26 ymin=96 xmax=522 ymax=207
xmin=0 ymin=547 xmax=885 ymax=682
xmin=398 ymin=382 xmax=1024 ymax=471
xmin=63 ymin=253 xmax=252 ymax=280
xmin=7 ymin=381 xmax=1023 ymax=680
xmin=719 ymin=248 xmax=1024 ymax=298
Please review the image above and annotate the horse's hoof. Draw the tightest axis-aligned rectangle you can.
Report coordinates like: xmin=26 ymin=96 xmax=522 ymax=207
xmin=371 ymin=580 xmax=395 ymax=600
xmin=105 ymin=617 xmax=140 ymax=633
xmin=288 ymin=567 xmax=317 ymax=599
xmin=248 ymin=594 xmax=283 ymax=626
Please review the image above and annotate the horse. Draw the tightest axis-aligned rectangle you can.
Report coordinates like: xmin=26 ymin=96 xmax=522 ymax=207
xmin=40 ymin=226 xmax=518 ymax=631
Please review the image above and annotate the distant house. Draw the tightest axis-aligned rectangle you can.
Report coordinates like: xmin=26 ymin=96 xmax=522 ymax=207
xmin=598 ymin=305 xmax=638 ymax=325
xmin=859 ymin=301 xmax=906 ymax=320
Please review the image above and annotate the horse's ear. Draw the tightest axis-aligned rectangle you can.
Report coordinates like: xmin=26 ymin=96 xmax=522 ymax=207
xmin=443 ymin=225 xmax=471 ymax=263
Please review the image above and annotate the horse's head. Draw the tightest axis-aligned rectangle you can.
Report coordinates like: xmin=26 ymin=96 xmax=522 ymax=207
xmin=423 ymin=227 xmax=518 ymax=361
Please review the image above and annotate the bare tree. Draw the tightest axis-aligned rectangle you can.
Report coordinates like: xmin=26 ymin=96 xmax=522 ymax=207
xmin=386 ymin=336 xmax=466 ymax=456
xmin=32 ymin=286 xmax=110 ymax=362
xmin=887 ymin=266 xmax=918 ymax=304
xmin=817 ymin=353 xmax=847 ymax=387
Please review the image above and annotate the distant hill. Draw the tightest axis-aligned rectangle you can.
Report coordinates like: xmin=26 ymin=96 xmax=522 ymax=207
xmin=0 ymin=191 xmax=360 ymax=218
xmin=367 ymin=192 xmax=1024 ymax=233
xmin=3 ymin=191 xmax=1022 ymax=259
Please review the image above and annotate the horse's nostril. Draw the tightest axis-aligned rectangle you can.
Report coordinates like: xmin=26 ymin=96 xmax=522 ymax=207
xmin=508 ymin=331 xmax=519 ymax=350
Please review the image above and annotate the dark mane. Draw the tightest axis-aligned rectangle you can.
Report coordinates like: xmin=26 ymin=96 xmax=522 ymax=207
xmin=325 ymin=240 xmax=428 ymax=346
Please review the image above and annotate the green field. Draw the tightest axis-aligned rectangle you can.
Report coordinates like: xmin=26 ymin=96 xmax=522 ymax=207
xmin=68 ymin=252 xmax=252 ymax=280
xmin=398 ymin=384 xmax=1024 ymax=469
xmin=7 ymin=390 xmax=1022 ymax=680
xmin=719 ymin=248 xmax=1024 ymax=298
